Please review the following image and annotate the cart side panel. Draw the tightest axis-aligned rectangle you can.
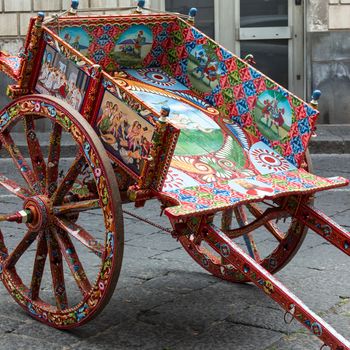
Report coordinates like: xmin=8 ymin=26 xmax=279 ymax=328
xmin=164 ymin=18 xmax=318 ymax=168
xmin=47 ymin=15 xmax=177 ymax=73
xmin=32 ymin=29 xmax=100 ymax=121
xmin=93 ymin=74 xmax=155 ymax=179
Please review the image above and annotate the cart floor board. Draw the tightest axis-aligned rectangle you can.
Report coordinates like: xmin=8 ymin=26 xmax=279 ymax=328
xmin=120 ymin=68 xmax=348 ymax=217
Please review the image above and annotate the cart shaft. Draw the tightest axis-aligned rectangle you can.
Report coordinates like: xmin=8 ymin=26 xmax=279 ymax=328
xmin=204 ymin=224 xmax=350 ymax=350
xmin=294 ymin=203 xmax=350 ymax=257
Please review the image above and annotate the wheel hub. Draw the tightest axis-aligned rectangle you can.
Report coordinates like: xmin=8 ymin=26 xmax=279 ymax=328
xmin=23 ymin=195 xmax=52 ymax=231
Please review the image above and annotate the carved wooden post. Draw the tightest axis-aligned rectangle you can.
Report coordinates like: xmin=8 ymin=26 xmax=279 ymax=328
xmin=310 ymin=89 xmax=321 ymax=110
xmin=7 ymin=12 xmax=45 ymax=98
xmin=128 ymin=106 xmax=170 ymax=206
xmin=310 ymin=90 xmax=321 ymax=137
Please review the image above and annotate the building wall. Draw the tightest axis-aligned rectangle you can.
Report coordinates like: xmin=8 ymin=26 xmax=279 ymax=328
xmin=307 ymin=0 xmax=350 ymax=124
xmin=1 ymin=1 xmax=350 ymax=124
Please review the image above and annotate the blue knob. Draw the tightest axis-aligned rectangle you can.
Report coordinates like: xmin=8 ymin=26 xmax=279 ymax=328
xmin=71 ymin=0 xmax=79 ymax=9
xmin=189 ymin=7 xmax=198 ymax=18
xmin=161 ymin=106 xmax=170 ymax=115
xmin=37 ymin=12 xmax=45 ymax=19
xmin=138 ymin=0 xmax=145 ymax=8
xmin=312 ymin=90 xmax=321 ymax=101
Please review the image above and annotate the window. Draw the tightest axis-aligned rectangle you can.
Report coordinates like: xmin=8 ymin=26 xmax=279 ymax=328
xmin=165 ymin=0 xmax=215 ymax=38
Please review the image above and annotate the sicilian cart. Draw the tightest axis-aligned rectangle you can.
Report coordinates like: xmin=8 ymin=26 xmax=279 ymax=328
xmin=0 ymin=1 xmax=349 ymax=348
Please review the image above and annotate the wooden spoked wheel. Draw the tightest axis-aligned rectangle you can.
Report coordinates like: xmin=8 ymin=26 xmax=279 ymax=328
xmin=0 ymin=95 xmax=124 ymax=328
xmin=175 ymin=153 xmax=313 ymax=283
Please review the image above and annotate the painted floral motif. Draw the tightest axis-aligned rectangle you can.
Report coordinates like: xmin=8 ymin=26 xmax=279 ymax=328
xmin=249 ymin=141 xmax=296 ymax=175
xmin=164 ymin=170 xmax=349 ymax=218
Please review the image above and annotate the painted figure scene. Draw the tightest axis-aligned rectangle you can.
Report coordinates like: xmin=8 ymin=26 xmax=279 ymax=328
xmin=253 ymin=90 xmax=292 ymax=141
xmin=113 ymin=25 xmax=153 ymax=67
xmin=59 ymin=27 xmax=90 ymax=55
xmin=35 ymin=45 xmax=89 ymax=111
xmin=188 ymin=44 xmax=221 ymax=94
xmin=97 ymin=90 xmax=154 ymax=174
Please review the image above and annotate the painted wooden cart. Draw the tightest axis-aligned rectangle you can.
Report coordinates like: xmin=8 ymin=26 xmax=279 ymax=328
xmin=0 ymin=1 xmax=349 ymax=348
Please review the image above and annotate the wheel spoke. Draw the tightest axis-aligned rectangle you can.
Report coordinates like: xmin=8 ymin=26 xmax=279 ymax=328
xmin=46 ymin=229 xmax=68 ymax=310
xmin=4 ymin=230 xmax=39 ymax=269
xmin=0 ymin=173 xmax=33 ymax=199
xmin=46 ymin=123 xmax=62 ymax=197
xmin=53 ymin=199 xmax=100 ymax=215
xmin=53 ymin=227 xmax=92 ymax=296
xmin=55 ymin=217 xmax=103 ymax=258
xmin=0 ymin=229 xmax=9 ymax=260
xmin=52 ymin=153 xmax=86 ymax=205
xmin=24 ymin=116 xmax=47 ymax=192
xmin=30 ymin=231 xmax=48 ymax=300
xmin=247 ymin=204 xmax=285 ymax=242
xmin=0 ymin=132 xmax=41 ymax=193
xmin=234 ymin=207 xmax=261 ymax=262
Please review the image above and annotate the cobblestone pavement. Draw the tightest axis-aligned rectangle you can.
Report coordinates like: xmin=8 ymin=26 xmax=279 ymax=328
xmin=0 ymin=155 xmax=349 ymax=350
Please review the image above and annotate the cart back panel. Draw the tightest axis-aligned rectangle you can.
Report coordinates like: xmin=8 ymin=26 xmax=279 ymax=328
xmin=161 ymin=18 xmax=319 ymax=168
xmin=31 ymin=27 xmax=176 ymax=182
xmin=47 ymin=14 xmax=318 ymax=168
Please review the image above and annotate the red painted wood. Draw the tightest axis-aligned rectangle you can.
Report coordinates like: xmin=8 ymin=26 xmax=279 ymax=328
xmin=46 ymin=123 xmax=63 ymax=197
xmin=24 ymin=116 xmax=47 ymax=192
xmin=205 ymin=224 xmax=350 ymax=350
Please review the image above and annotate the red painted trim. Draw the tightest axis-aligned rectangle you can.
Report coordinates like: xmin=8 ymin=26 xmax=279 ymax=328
xmin=28 ymin=35 xmax=46 ymax=92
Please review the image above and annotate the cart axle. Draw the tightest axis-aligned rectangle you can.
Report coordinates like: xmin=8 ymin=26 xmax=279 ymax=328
xmin=0 ymin=195 xmax=52 ymax=231
xmin=0 ymin=209 xmax=31 ymax=224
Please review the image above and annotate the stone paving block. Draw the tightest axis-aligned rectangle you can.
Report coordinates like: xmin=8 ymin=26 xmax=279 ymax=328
xmin=174 ymin=322 xmax=283 ymax=350
xmin=13 ymin=321 xmax=81 ymax=347
xmin=125 ymin=231 xmax=181 ymax=252
xmin=0 ymin=316 xmax=27 ymax=334
xmin=265 ymin=332 xmax=323 ymax=350
xmin=0 ymin=333 xmax=66 ymax=350
xmin=141 ymin=270 xmax=216 ymax=295
xmin=324 ymin=299 xmax=350 ymax=340
xmin=74 ymin=319 xmax=189 ymax=350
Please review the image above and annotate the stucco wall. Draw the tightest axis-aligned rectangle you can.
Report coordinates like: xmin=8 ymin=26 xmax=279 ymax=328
xmin=307 ymin=0 xmax=350 ymax=124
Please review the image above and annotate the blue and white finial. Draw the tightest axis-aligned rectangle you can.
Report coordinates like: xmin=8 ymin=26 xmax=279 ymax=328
xmin=312 ymin=89 xmax=321 ymax=101
xmin=134 ymin=0 xmax=145 ymax=13
xmin=310 ymin=89 xmax=322 ymax=111
xmin=159 ymin=106 xmax=170 ymax=123
xmin=188 ymin=7 xmax=197 ymax=23
xmin=71 ymin=0 xmax=79 ymax=10
xmin=189 ymin=7 xmax=197 ymax=18
xmin=36 ymin=12 xmax=45 ymax=26
xmin=138 ymin=0 xmax=145 ymax=8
